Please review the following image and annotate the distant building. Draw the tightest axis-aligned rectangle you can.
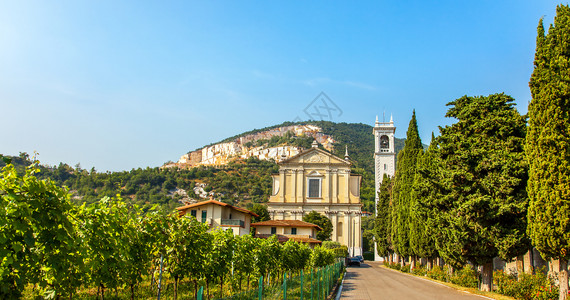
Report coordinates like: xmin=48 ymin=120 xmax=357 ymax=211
xmin=251 ymin=219 xmax=322 ymax=248
xmin=267 ymin=141 xmax=363 ymax=255
xmin=176 ymin=198 xmax=258 ymax=236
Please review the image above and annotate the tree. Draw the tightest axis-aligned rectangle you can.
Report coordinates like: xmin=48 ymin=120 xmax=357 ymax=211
xmin=527 ymin=5 xmax=570 ymax=299
xmin=250 ymin=203 xmax=270 ymax=223
xmin=0 ymin=157 xmax=84 ymax=299
xmin=410 ymin=134 xmax=439 ymax=268
xmin=374 ymin=174 xmax=394 ymax=261
xmin=434 ymin=94 xmax=529 ymax=291
xmin=303 ymin=211 xmax=333 ymax=241
xmin=391 ymin=111 xmax=423 ymax=264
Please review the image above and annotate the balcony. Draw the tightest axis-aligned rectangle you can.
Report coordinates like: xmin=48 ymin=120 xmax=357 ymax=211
xmin=221 ymin=219 xmax=245 ymax=228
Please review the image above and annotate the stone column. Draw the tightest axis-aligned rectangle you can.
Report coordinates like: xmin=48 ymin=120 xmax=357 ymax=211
xmin=331 ymin=169 xmax=338 ymax=203
xmin=293 ymin=169 xmax=298 ymax=203
xmin=279 ymin=170 xmax=285 ymax=202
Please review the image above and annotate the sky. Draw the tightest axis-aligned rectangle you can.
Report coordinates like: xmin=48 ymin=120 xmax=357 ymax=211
xmin=0 ymin=1 xmax=565 ymax=172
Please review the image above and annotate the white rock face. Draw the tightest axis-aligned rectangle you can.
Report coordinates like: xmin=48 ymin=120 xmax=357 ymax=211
xmin=171 ymin=124 xmax=336 ymax=167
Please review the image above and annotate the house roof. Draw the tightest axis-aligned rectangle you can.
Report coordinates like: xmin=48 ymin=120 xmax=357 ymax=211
xmin=176 ymin=199 xmax=259 ymax=217
xmin=255 ymin=234 xmax=322 ymax=244
xmin=251 ymin=219 xmax=322 ymax=231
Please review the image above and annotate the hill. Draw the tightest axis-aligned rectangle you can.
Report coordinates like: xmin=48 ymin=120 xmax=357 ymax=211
xmin=1 ymin=122 xmax=406 ymax=213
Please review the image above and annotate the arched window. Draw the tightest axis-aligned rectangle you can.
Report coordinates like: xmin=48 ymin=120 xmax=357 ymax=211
xmin=380 ymin=135 xmax=389 ymax=149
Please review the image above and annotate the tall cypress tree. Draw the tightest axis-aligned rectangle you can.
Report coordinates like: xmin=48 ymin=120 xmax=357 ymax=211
xmin=410 ymin=133 xmax=439 ymax=267
xmin=391 ymin=111 xmax=423 ymax=264
xmin=374 ymin=174 xmax=394 ymax=261
xmin=527 ymin=5 xmax=570 ymax=299
xmin=435 ymin=94 xmax=528 ymax=292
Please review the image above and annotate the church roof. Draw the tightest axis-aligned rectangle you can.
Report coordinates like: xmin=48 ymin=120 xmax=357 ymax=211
xmin=278 ymin=146 xmax=351 ymax=166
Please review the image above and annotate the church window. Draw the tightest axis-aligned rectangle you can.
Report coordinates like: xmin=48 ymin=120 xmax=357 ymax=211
xmin=384 ymin=164 xmax=387 ymax=171
xmin=380 ymin=135 xmax=389 ymax=149
xmin=291 ymin=228 xmax=297 ymax=235
xmin=307 ymin=178 xmax=321 ymax=198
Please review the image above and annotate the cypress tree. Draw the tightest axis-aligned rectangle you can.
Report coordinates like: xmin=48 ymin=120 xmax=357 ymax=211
xmin=410 ymin=133 xmax=439 ymax=268
xmin=527 ymin=5 xmax=570 ymax=299
xmin=374 ymin=174 xmax=394 ymax=261
xmin=391 ymin=110 xmax=423 ymax=265
xmin=435 ymin=94 xmax=529 ymax=291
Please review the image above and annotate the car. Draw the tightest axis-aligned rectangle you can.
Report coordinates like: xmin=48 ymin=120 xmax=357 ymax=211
xmin=355 ymin=255 xmax=364 ymax=263
xmin=348 ymin=256 xmax=361 ymax=267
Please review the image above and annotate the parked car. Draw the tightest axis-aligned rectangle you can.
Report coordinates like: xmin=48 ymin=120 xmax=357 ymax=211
xmin=348 ymin=256 xmax=361 ymax=267
xmin=355 ymin=255 xmax=364 ymax=263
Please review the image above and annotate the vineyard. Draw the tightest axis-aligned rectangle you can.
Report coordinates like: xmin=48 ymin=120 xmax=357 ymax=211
xmin=1 ymin=159 xmax=344 ymax=299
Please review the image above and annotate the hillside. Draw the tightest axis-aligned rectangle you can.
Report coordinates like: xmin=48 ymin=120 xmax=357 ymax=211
xmin=1 ymin=122 xmax=406 ymax=213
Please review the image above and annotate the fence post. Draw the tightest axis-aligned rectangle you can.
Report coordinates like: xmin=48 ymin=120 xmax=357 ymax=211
xmin=258 ymin=276 xmax=263 ymax=300
xmin=300 ymin=269 xmax=304 ymax=300
xmin=311 ymin=270 xmax=314 ymax=300
xmin=197 ymin=286 xmax=203 ymax=300
xmin=283 ymin=272 xmax=287 ymax=300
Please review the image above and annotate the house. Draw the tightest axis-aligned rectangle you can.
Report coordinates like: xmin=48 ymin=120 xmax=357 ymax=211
xmin=266 ymin=141 xmax=363 ymax=255
xmin=251 ymin=219 xmax=322 ymax=248
xmin=176 ymin=198 xmax=258 ymax=236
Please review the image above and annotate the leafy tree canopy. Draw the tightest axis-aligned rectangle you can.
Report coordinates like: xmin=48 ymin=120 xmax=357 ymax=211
xmin=303 ymin=211 xmax=333 ymax=241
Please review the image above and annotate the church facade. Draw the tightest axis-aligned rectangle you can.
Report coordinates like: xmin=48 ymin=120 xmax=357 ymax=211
xmin=267 ymin=141 xmax=363 ymax=256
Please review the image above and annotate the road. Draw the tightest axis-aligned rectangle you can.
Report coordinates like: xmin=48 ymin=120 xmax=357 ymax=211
xmin=339 ymin=262 xmax=489 ymax=300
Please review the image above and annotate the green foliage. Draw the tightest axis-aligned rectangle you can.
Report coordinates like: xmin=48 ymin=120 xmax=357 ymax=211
xmin=392 ymin=111 xmax=423 ymax=258
xmin=449 ymin=265 xmax=478 ymax=288
xmin=426 ymin=265 xmax=448 ymax=282
xmin=249 ymin=203 xmax=270 ymax=223
xmin=303 ymin=211 xmax=333 ymax=241
xmin=494 ymin=268 xmax=559 ymax=300
xmin=0 ymin=159 xmax=83 ymax=299
xmin=410 ymin=134 xmax=440 ymax=260
xmin=432 ymin=94 xmax=529 ymax=267
xmin=309 ymin=246 xmax=335 ymax=268
xmin=322 ymin=241 xmax=341 ymax=249
xmin=411 ymin=265 xmax=427 ymax=276
xmin=526 ymin=5 xmax=570 ymax=266
xmin=374 ymin=174 xmax=393 ymax=257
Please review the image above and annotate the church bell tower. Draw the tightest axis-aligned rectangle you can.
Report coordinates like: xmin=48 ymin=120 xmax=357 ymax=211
xmin=373 ymin=115 xmax=396 ymax=261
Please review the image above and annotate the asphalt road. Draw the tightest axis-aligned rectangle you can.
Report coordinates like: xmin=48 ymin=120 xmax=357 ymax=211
xmin=339 ymin=262 xmax=490 ymax=300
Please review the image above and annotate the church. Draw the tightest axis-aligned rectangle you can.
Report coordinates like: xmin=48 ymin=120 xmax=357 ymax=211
xmin=267 ymin=140 xmax=363 ymax=256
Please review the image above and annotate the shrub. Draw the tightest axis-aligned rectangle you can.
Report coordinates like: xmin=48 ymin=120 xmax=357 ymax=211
xmin=449 ymin=265 xmax=478 ymax=288
xmin=493 ymin=267 xmax=559 ymax=300
xmin=401 ymin=264 xmax=411 ymax=273
xmin=427 ymin=265 xmax=448 ymax=282
xmin=412 ymin=265 xmax=427 ymax=276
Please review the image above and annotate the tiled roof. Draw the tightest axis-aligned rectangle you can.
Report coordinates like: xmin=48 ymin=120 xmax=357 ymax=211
xmin=251 ymin=219 xmax=322 ymax=231
xmin=255 ymin=234 xmax=322 ymax=244
xmin=176 ymin=199 xmax=258 ymax=217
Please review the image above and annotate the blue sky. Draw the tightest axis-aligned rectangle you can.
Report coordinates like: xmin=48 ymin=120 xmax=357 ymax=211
xmin=1 ymin=1 xmax=564 ymax=171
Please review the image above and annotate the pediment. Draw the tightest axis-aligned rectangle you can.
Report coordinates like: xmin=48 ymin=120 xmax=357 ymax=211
xmin=280 ymin=148 xmax=350 ymax=166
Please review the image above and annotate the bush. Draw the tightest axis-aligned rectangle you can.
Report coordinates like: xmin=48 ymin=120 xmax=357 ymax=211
xmin=401 ymin=264 xmax=411 ymax=273
xmin=427 ymin=265 xmax=448 ymax=282
xmin=493 ymin=267 xmax=559 ymax=300
xmin=363 ymin=252 xmax=374 ymax=261
xmin=387 ymin=262 xmax=401 ymax=271
xmin=412 ymin=265 xmax=427 ymax=276
xmin=449 ymin=265 xmax=478 ymax=288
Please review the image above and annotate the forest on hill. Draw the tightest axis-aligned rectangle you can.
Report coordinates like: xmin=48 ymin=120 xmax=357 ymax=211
xmin=1 ymin=121 xmax=406 ymax=213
